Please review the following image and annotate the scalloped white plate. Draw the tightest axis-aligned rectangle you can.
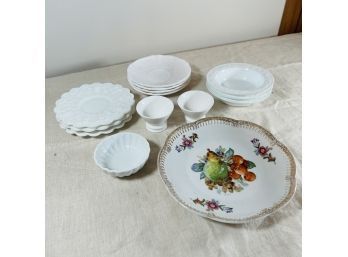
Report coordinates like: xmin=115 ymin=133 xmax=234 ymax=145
xmin=54 ymin=83 xmax=135 ymax=128
xmin=158 ymin=117 xmax=296 ymax=223
xmin=65 ymin=115 xmax=133 ymax=137
xmin=60 ymin=107 xmax=135 ymax=132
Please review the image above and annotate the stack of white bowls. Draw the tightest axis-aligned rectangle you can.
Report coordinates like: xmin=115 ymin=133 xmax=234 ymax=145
xmin=206 ymin=63 xmax=274 ymax=106
xmin=54 ymin=83 xmax=135 ymax=137
xmin=127 ymin=55 xmax=191 ymax=95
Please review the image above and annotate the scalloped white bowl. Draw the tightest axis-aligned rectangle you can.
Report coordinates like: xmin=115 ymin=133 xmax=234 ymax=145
xmin=94 ymin=132 xmax=150 ymax=177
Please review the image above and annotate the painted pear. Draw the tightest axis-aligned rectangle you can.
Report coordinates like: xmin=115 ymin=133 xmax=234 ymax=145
xmin=203 ymin=151 xmax=228 ymax=182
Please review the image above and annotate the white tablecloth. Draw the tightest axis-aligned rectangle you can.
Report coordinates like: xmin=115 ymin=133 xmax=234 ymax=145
xmin=46 ymin=33 xmax=302 ymax=257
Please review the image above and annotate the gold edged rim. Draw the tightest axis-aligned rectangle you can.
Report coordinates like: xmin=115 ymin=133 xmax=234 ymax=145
xmin=157 ymin=117 xmax=297 ymax=224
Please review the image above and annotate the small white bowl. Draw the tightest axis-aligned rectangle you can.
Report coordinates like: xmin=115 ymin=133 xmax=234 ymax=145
xmin=94 ymin=132 xmax=150 ymax=177
xmin=136 ymin=96 xmax=174 ymax=132
xmin=177 ymin=90 xmax=214 ymax=122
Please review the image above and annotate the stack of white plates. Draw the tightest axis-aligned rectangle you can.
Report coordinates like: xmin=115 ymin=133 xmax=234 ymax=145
xmin=206 ymin=63 xmax=274 ymax=106
xmin=54 ymin=83 xmax=135 ymax=137
xmin=127 ymin=55 xmax=191 ymax=95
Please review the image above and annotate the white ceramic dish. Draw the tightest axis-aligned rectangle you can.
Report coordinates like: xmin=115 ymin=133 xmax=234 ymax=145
xmin=60 ymin=108 xmax=134 ymax=132
xmin=207 ymin=82 xmax=272 ymax=106
xmin=158 ymin=117 xmax=296 ymax=223
xmin=65 ymin=115 xmax=133 ymax=137
xmin=128 ymin=55 xmax=191 ymax=87
xmin=208 ymin=86 xmax=272 ymax=106
xmin=94 ymin=132 xmax=150 ymax=177
xmin=177 ymin=91 xmax=214 ymax=122
xmin=54 ymin=83 xmax=135 ymax=128
xmin=207 ymin=81 xmax=272 ymax=101
xmin=130 ymin=81 xmax=189 ymax=96
xmin=206 ymin=63 xmax=274 ymax=96
xmin=219 ymin=98 xmax=270 ymax=107
xmin=136 ymin=96 xmax=174 ymax=132
xmin=128 ymin=75 xmax=190 ymax=90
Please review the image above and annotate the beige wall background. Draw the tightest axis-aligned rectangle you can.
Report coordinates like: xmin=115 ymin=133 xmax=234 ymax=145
xmin=46 ymin=0 xmax=286 ymax=78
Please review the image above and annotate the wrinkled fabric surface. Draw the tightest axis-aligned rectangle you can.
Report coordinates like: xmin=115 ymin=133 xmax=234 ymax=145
xmin=46 ymin=33 xmax=302 ymax=257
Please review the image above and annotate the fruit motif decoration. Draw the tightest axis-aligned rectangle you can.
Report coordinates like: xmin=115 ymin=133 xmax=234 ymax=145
xmin=191 ymin=146 xmax=256 ymax=193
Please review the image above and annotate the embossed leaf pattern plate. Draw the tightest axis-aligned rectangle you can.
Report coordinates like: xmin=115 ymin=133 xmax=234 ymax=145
xmin=158 ymin=117 xmax=296 ymax=223
xmin=54 ymin=83 xmax=135 ymax=128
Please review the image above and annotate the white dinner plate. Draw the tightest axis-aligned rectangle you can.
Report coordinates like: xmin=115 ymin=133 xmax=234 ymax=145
xmin=158 ymin=117 xmax=296 ymax=223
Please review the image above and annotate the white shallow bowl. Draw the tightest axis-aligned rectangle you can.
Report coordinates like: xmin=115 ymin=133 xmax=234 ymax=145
xmin=94 ymin=132 xmax=150 ymax=177
xmin=177 ymin=90 xmax=214 ymax=122
xmin=158 ymin=117 xmax=296 ymax=223
xmin=206 ymin=63 xmax=274 ymax=96
xmin=207 ymin=82 xmax=272 ymax=106
xmin=207 ymin=81 xmax=272 ymax=101
xmin=136 ymin=96 xmax=174 ymax=132
xmin=128 ymin=55 xmax=191 ymax=87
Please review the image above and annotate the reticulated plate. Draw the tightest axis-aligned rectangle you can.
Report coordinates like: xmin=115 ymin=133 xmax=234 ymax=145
xmin=158 ymin=117 xmax=296 ymax=223
xmin=54 ymin=83 xmax=135 ymax=128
